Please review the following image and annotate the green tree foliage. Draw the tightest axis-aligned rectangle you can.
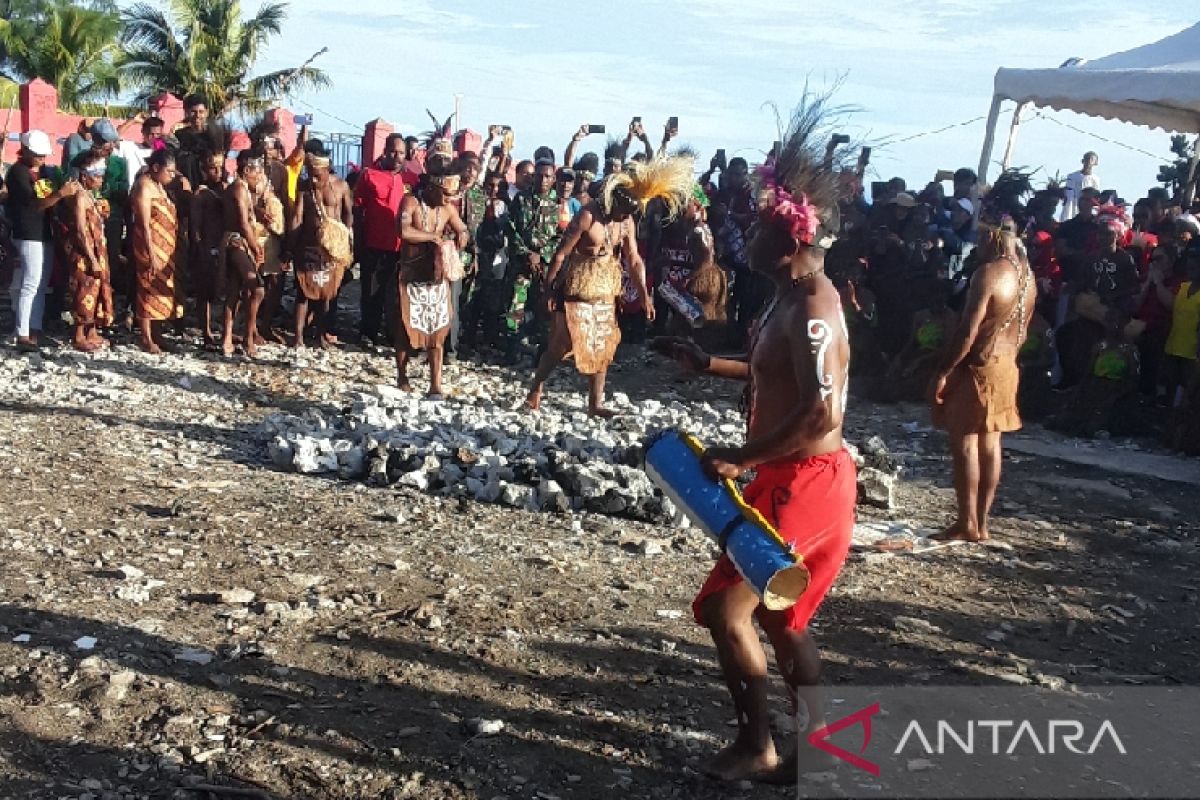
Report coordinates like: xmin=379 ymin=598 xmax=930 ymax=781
xmin=1157 ymin=134 xmax=1198 ymax=198
xmin=119 ymin=0 xmax=330 ymax=117
xmin=0 ymin=0 xmax=122 ymax=111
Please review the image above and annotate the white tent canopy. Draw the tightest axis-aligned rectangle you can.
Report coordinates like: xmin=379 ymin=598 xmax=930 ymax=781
xmin=978 ymin=21 xmax=1200 ymax=185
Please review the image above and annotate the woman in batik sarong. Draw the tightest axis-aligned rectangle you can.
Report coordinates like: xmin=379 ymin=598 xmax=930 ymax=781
xmin=395 ymin=159 xmax=468 ymax=397
xmin=62 ymin=152 xmax=115 ymax=352
xmin=527 ymin=156 xmax=694 ymax=416
xmin=130 ymin=150 xmax=179 ymax=354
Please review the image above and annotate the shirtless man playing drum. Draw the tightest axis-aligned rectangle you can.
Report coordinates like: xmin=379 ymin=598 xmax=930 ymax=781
xmin=658 ymin=101 xmax=858 ymax=783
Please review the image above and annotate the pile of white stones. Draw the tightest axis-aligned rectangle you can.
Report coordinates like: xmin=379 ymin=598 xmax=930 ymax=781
xmin=263 ymin=379 xmax=902 ymax=522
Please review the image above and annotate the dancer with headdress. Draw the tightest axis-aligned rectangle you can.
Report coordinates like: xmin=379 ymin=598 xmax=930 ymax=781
xmin=292 ymin=150 xmax=353 ymax=348
xmin=931 ymin=223 xmax=1035 ymax=542
xmin=525 ymin=157 xmax=696 ymax=416
xmin=395 ymin=149 xmax=468 ymax=397
xmin=656 ymin=92 xmax=858 ymax=783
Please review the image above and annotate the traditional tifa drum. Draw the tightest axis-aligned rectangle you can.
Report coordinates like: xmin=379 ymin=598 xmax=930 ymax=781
xmin=643 ymin=429 xmax=810 ymax=610
xmin=657 ymin=283 xmax=705 ymax=328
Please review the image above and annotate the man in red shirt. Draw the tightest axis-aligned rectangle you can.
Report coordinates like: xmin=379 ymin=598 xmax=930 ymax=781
xmin=354 ymin=134 xmax=410 ymax=348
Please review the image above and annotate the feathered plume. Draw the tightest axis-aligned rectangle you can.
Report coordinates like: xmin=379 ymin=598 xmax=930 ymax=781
xmin=247 ymin=114 xmax=281 ymax=148
xmin=422 ymin=109 xmax=455 ymax=147
xmin=672 ymin=144 xmax=699 ymax=160
xmin=602 ymin=155 xmax=696 ymax=219
xmin=573 ymin=152 xmax=600 ymax=176
xmin=604 ymin=137 xmax=624 ymax=161
xmin=756 ymin=87 xmax=858 ymax=245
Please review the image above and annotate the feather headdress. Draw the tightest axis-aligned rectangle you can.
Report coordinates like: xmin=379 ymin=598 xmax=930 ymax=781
xmin=423 ymin=109 xmax=455 ymax=146
xmin=604 ymin=137 xmax=625 ymax=162
xmin=601 ymin=155 xmax=696 ymax=219
xmin=247 ymin=114 xmax=281 ymax=148
xmin=756 ymin=88 xmax=857 ymax=247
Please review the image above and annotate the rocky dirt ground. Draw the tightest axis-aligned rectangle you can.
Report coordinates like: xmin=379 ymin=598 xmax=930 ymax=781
xmin=1 ymin=330 xmax=1198 ymax=800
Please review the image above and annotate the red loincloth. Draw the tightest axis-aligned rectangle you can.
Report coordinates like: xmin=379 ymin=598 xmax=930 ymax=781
xmin=693 ymin=449 xmax=857 ymax=632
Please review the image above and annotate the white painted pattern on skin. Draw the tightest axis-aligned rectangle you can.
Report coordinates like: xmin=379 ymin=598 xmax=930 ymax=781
xmin=807 ymin=319 xmax=835 ymax=403
xmin=837 ymin=306 xmax=851 ymax=415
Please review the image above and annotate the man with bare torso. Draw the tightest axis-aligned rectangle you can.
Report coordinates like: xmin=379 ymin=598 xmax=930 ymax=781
xmin=395 ymin=164 xmax=468 ymax=396
xmin=657 ymin=121 xmax=858 ymax=784
xmin=292 ymin=154 xmax=353 ymax=348
xmin=257 ymin=132 xmax=295 ymax=344
xmin=931 ymin=226 xmax=1035 ymax=541
xmin=526 ymin=184 xmax=652 ymax=416
xmin=220 ymin=150 xmax=270 ymax=357
xmin=190 ymin=151 xmax=227 ymax=344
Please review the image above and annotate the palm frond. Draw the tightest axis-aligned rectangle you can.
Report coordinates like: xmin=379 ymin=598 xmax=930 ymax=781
xmin=120 ymin=3 xmax=178 ymax=53
xmin=243 ymin=65 xmax=329 ymax=105
xmin=116 ymin=0 xmax=331 ymax=117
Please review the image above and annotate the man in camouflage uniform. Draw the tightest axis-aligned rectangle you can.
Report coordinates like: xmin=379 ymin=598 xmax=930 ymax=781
xmin=506 ymin=159 xmax=562 ymax=354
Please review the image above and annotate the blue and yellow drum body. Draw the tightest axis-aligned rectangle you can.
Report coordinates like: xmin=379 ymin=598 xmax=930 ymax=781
xmin=643 ymin=429 xmax=810 ymax=610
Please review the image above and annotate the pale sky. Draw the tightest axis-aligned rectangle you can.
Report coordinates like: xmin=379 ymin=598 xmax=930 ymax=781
xmin=254 ymin=0 xmax=1194 ymax=200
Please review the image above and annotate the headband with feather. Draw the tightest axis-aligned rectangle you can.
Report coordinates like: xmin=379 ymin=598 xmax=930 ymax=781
xmin=756 ymin=89 xmax=856 ymax=247
xmin=601 ymin=155 xmax=695 ymax=218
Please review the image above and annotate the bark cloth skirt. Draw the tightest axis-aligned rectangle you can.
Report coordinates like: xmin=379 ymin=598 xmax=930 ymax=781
xmin=932 ymin=354 xmax=1023 ymax=436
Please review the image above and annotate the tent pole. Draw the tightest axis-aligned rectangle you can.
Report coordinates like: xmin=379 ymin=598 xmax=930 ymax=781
xmin=1000 ymin=102 xmax=1030 ymax=172
xmin=1183 ymin=133 xmax=1200 ymax=208
xmin=975 ymin=94 xmax=1003 ymax=222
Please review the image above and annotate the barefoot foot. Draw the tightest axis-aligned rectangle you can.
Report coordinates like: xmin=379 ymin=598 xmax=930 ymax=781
xmin=930 ymin=522 xmax=981 ymax=543
xmin=526 ymin=388 xmax=542 ymax=411
xmin=702 ymin=740 xmax=780 ymax=783
xmin=753 ymin=741 xmax=836 ymax=785
xmin=139 ymin=336 xmax=162 ymax=355
xmin=588 ymin=406 xmax=617 ymax=419
xmin=260 ymin=327 xmax=286 ymax=345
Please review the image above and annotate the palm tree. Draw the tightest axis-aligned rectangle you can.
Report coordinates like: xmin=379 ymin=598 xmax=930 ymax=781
xmin=0 ymin=0 xmax=122 ymax=111
xmin=119 ymin=0 xmax=330 ymax=117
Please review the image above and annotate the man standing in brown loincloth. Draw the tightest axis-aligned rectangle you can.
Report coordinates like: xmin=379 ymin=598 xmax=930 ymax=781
xmin=656 ymin=98 xmax=858 ymax=783
xmin=526 ymin=158 xmax=700 ymax=416
xmin=291 ymin=152 xmax=353 ymax=348
xmin=931 ymin=225 xmax=1035 ymax=542
xmin=220 ymin=150 xmax=275 ymax=358
xmin=190 ymin=151 xmax=227 ymax=344
xmin=130 ymin=150 xmax=180 ymax=354
xmin=395 ymin=162 xmax=468 ymax=396
xmin=61 ymin=151 xmax=115 ymax=351
xmin=257 ymin=129 xmax=295 ymax=344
